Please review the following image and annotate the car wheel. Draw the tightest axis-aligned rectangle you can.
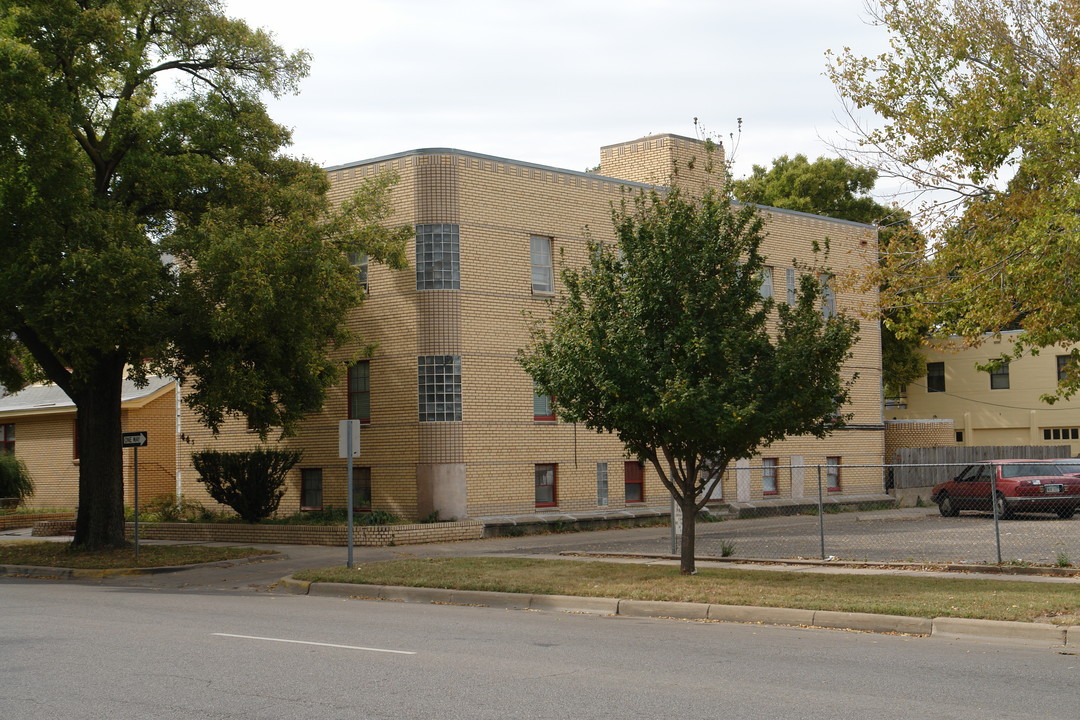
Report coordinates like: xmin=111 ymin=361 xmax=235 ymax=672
xmin=994 ymin=492 xmax=1014 ymax=519
xmin=1056 ymin=507 xmax=1076 ymax=520
xmin=937 ymin=493 xmax=959 ymax=517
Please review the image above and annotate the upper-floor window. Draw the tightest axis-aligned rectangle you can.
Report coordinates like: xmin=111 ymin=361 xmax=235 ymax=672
xmin=416 ymin=223 xmax=460 ymax=290
xmin=926 ymin=362 xmax=945 ymax=393
xmin=786 ymin=268 xmax=797 ymax=306
xmin=348 ymin=252 xmax=368 ymax=293
xmin=0 ymin=424 xmax=13 ymax=454
xmin=759 ymin=266 xmax=773 ymax=299
xmin=349 ymin=361 xmax=371 ymax=423
xmin=530 ymin=236 xmax=554 ymax=294
xmin=989 ymin=362 xmax=1010 ymax=390
xmin=819 ymin=273 xmax=836 ymax=318
xmin=1057 ymin=354 xmax=1075 ymax=383
xmin=418 ymin=355 xmax=462 ymax=422
xmin=533 ymin=386 xmax=555 ymax=422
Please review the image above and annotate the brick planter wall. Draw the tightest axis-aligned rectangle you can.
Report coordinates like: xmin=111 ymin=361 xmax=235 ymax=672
xmin=2 ymin=512 xmax=75 ymax=532
xmin=125 ymin=520 xmax=484 ymax=546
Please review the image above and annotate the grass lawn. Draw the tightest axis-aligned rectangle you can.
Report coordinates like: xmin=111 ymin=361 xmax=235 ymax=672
xmin=295 ymin=557 xmax=1080 ymax=624
xmin=0 ymin=541 xmax=276 ymax=569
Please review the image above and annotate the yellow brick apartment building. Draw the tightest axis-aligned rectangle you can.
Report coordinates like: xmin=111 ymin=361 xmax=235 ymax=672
xmin=178 ymin=133 xmax=886 ymax=520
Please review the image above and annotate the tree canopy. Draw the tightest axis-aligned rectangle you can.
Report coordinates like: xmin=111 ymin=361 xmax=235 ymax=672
xmin=732 ymin=154 xmax=925 ymax=395
xmin=0 ymin=0 xmax=409 ymax=548
xmin=827 ymin=0 xmax=1080 ymax=392
xmin=519 ymin=185 xmax=858 ymax=574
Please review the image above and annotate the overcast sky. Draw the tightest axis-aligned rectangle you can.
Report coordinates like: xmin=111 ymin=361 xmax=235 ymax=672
xmin=223 ymin=0 xmax=889 ymax=183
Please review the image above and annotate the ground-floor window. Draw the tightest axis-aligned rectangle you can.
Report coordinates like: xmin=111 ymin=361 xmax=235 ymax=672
xmin=0 ymin=424 xmax=13 ymax=454
xmin=826 ymin=457 xmax=841 ymax=492
xmin=596 ymin=462 xmax=608 ymax=506
xmin=535 ymin=464 xmax=557 ymax=507
xmin=624 ymin=461 xmax=644 ymax=503
xmin=300 ymin=468 xmax=323 ymax=510
xmin=762 ymin=457 xmax=778 ymax=495
xmin=351 ymin=467 xmax=371 ymax=511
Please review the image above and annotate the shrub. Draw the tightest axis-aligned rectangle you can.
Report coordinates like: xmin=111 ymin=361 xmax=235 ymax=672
xmin=0 ymin=454 xmax=35 ymax=508
xmin=192 ymin=448 xmax=301 ymax=523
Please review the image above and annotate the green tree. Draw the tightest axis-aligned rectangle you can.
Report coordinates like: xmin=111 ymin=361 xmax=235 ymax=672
xmin=731 ymin=154 xmax=926 ymax=396
xmin=827 ymin=0 xmax=1080 ymax=393
xmin=519 ymin=186 xmax=859 ymax=574
xmin=192 ymin=448 xmax=301 ymax=523
xmin=0 ymin=1 xmax=409 ymax=549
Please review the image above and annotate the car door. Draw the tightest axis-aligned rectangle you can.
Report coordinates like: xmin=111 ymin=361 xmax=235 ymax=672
xmin=951 ymin=464 xmax=990 ymax=510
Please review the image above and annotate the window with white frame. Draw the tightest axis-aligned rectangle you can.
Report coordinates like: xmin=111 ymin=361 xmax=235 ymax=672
xmin=530 ymin=236 xmax=554 ymax=294
xmin=759 ymin=266 xmax=773 ymax=299
xmin=348 ymin=251 xmax=368 ymax=292
xmin=786 ymin=268 xmax=797 ymax=306
xmin=819 ymin=273 xmax=836 ymax=318
xmin=416 ymin=223 xmax=460 ymax=290
xmin=418 ymin=355 xmax=462 ymax=422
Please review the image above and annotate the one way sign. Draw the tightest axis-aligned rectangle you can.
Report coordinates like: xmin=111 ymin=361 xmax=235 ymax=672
xmin=121 ymin=431 xmax=148 ymax=447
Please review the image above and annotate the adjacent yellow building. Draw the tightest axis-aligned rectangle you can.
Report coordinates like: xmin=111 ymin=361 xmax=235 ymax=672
xmin=180 ymin=133 xmax=885 ymax=520
xmin=887 ymin=331 xmax=1080 ymax=455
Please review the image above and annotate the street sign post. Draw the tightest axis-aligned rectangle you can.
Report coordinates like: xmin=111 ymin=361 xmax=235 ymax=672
xmin=339 ymin=420 xmax=361 ymax=568
xmin=121 ymin=432 xmax=148 ymax=559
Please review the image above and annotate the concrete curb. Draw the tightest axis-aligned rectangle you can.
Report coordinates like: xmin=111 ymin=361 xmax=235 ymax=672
xmin=288 ymin=577 xmax=1074 ymax=647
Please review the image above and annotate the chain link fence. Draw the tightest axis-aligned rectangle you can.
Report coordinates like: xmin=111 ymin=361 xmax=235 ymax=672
xmin=688 ymin=460 xmax=1080 ymax=567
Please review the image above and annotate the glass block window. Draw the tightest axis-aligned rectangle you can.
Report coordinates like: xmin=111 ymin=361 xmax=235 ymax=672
xmin=535 ymin=464 xmax=557 ymax=507
xmin=416 ymin=223 xmax=460 ymax=290
xmin=762 ymin=458 xmax=778 ymax=495
xmin=759 ymin=266 xmax=773 ymax=299
xmin=926 ymin=362 xmax=945 ymax=392
xmin=786 ymin=268 xmax=797 ymax=306
xmin=989 ymin=362 xmax=1010 ymax=390
xmin=596 ymin=462 xmax=609 ymax=507
xmin=300 ymin=468 xmax=323 ymax=510
xmin=348 ymin=252 xmax=368 ymax=292
xmin=418 ymin=355 xmax=462 ymax=422
xmin=349 ymin=361 xmax=370 ymax=423
xmin=351 ymin=467 xmax=371 ymax=511
xmin=531 ymin=236 xmax=554 ymax=294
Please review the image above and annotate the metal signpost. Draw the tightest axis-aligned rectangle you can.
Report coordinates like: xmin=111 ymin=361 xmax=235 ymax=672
xmin=121 ymin=431 xmax=148 ymax=559
xmin=339 ymin=420 xmax=361 ymax=569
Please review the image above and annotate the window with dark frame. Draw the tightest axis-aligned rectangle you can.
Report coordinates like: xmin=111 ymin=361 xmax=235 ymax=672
xmin=826 ymin=456 xmax=841 ymax=492
xmin=989 ymin=362 xmax=1010 ymax=390
xmin=533 ymin=385 xmax=555 ymax=422
xmin=349 ymin=361 xmax=371 ymax=423
xmin=1043 ymin=427 xmax=1080 ymax=441
xmin=624 ymin=460 xmax=644 ymax=503
xmin=0 ymin=424 xmax=13 ymax=454
xmin=72 ymin=420 xmax=79 ymax=460
xmin=926 ymin=362 xmax=945 ymax=392
xmin=351 ymin=467 xmax=371 ymax=511
xmin=762 ymin=458 xmax=778 ymax=495
xmin=535 ymin=464 xmax=556 ymax=507
xmin=416 ymin=223 xmax=460 ymax=290
xmin=300 ymin=468 xmax=323 ymax=510
xmin=530 ymin=236 xmax=554 ymax=294
xmin=1058 ymin=355 xmax=1075 ymax=383
xmin=956 ymin=431 xmax=964 ymax=443
xmin=348 ymin=251 xmax=368 ymax=293
xmin=596 ymin=462 xmax=609 ymax=506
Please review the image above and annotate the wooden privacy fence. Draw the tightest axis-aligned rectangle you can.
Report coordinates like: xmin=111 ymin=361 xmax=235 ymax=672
xmin=890 ymin=445 xmax=1073 ymax=490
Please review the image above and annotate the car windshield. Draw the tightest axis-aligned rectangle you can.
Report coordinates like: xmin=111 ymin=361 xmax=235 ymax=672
xmin=1051 ymin=461 xmax=1080 ymax=475
xmin=999 ymin=463 xmax=1063 ymax=479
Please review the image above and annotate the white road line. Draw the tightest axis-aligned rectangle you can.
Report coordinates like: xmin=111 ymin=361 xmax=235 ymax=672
xmin=213 ymin=633 xmax=416 ymax=655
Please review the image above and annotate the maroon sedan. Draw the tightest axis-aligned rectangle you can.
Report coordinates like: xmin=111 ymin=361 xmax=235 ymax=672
xmin=932 ymin=460 xmax=1080 ymax=519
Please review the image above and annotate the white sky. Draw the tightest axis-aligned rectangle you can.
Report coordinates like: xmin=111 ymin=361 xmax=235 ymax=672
xmin=223 ymin=0 xmax=889 ymax=182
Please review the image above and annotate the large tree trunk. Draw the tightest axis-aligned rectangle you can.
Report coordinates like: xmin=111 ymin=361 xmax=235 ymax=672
xmin=71 ymin=358 xmax=127 ymax=549
xmin=679 ymin=495 xmax=698 ymax=574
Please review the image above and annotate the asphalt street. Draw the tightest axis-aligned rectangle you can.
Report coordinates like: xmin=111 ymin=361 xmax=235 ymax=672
xmin=3 ymin=579 xmax=1079 ymax=720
